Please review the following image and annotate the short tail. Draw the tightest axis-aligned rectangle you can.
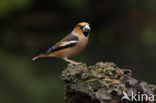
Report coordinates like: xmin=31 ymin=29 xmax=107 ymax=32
xmin=32 ymin=54 xmax=48 ymax=61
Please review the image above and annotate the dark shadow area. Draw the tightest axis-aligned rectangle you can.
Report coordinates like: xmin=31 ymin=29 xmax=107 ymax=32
xmin=0 ymin=0 xmax=156 ymax=103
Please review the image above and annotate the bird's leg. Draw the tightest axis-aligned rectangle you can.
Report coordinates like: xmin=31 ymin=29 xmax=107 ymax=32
xmin=63 ymin=58 xmax=81 ymax=66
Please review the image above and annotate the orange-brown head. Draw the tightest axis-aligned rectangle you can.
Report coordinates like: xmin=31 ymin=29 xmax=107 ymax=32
xmin=73 ymin=22 xmax=91 ymax=37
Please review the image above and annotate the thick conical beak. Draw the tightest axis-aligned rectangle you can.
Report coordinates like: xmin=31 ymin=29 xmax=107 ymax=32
xmin=83 ymin=24 xmax=91 ymax=32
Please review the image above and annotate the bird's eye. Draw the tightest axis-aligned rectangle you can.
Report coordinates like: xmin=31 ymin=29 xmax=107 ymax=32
xmin=79 ymin=26 xmax=83 ymax=29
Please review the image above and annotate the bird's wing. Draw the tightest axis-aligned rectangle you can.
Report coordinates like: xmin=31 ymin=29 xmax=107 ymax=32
xmin=45 ymin=33 xmax=79 ymax=54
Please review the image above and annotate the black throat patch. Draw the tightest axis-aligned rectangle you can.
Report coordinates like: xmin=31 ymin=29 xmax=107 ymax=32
xmin=83 ymin=32 xmax=89 ymax=37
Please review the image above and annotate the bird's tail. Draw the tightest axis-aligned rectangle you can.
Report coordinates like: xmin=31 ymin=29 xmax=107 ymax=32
xmin=32 ymin=54 xmax=48 ymax=61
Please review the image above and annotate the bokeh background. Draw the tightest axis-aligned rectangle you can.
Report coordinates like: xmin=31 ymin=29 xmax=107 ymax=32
xmin=0 ymin=0 xmax=156 ymax=103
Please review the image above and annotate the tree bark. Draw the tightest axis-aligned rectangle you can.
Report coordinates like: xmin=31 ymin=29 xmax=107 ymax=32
xmin=60 ymin=62 xmax=156 ymax=103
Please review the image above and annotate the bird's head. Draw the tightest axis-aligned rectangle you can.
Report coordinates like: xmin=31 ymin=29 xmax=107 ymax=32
xmin=74 ymin=22 xmax=91 ymax=37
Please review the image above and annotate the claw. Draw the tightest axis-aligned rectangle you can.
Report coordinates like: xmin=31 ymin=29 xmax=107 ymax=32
xmin=68 ymin=62 xmax=81 ymax=66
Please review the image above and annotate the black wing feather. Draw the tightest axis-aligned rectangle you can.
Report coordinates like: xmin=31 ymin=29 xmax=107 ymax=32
xmin=45 ymin=36 xmax=78 ymax=54
xmin=45 ymin=42 xmax=77 ymax=54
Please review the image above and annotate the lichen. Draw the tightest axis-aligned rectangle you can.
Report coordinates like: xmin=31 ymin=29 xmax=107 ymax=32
xmin=60 ymin=62 xmax=156 ymax=103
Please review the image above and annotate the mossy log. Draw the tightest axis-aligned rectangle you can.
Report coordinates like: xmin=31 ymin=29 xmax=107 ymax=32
xmin=60 ymin=62 xmax=156 ymax=103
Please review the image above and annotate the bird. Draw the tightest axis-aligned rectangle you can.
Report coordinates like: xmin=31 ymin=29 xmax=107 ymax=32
xmin=32 ymin=22 xmax=91 ymax=65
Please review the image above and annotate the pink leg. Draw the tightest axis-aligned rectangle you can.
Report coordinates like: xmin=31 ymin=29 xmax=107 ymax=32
xmin=63 ymin=58 xmax=81 ymax=66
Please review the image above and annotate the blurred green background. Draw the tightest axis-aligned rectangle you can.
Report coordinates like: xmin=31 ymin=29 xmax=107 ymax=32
xmin=0 ymin=0 xmax=156 ymax=103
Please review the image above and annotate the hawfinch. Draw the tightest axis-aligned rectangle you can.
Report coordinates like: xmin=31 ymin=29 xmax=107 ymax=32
xmin=32 ymin=22 xmax=91 ymax=65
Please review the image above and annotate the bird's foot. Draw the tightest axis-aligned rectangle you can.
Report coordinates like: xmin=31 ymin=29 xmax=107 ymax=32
xmin=68 ymin=61 xmax=81 ymax=66
xmin=64 ymin=58 xmax=81 ymax=66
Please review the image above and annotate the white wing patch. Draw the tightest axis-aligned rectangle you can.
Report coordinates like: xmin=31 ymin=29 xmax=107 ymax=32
xmin=61 ymin=41 xmax=78 ymax=47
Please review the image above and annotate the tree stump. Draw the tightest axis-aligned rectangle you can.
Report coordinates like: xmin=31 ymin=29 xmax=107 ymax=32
xmin=60 ymin=62 xmax=156 ymax=103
